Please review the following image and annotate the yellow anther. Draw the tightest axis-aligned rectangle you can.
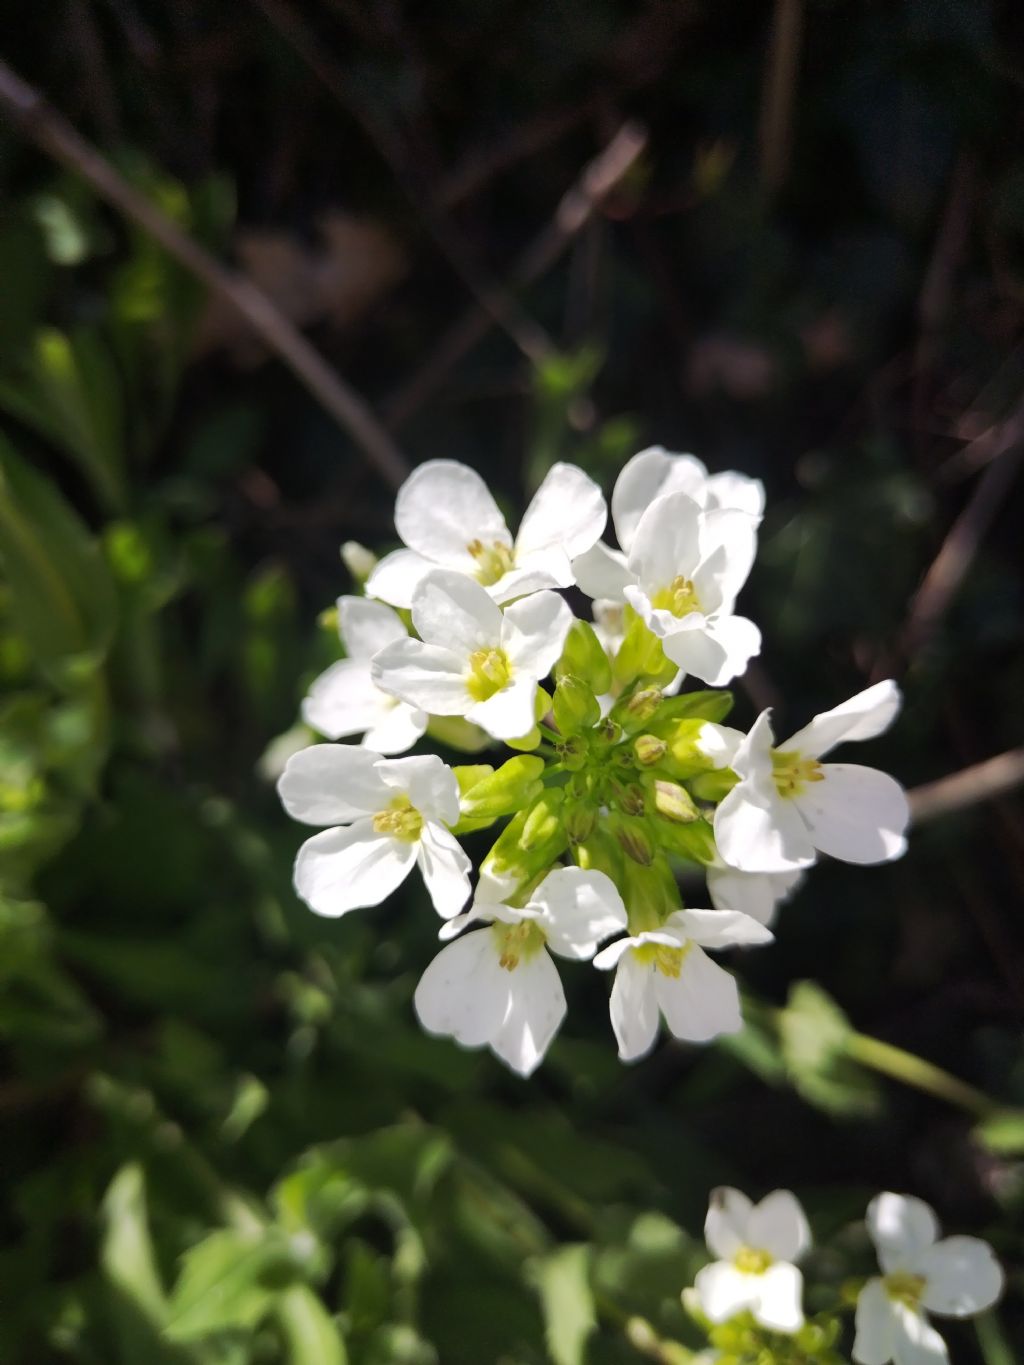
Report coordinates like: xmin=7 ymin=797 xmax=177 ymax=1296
xmin=467 ymin=538 xmax=516 ymax=586
xmin=634 ymin=941 xmax=692 ymax=978
xmin=493 ymin=920 xmax=546 ymax=971
xmin=883 ymin=1272 xmax=926 ymax=1307
xmin=771 ymin=749 xmax=825 ymax=798
xmin=733 ymin=1245 xmax=774 ymax=1275
xmin=467 ymin=647 xmax=512 ymax=701
xmin=372 ymin=795 xmax=423 ymax=842
xmin=651 ymin=575 xmax=703 ymax=619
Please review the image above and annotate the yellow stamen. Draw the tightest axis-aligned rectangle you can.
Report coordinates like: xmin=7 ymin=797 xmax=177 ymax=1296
xmin=883 ymin=1272 xmax=926 ymax=1307
xmin=467 ymin=647 xmax=512 ymax=701
xmin=467 ymin=538 xmax=515 ymax=586
xmin=771 ymin=748 xmax=825 ymax=798
xmin=651 ymin=575 xmax=703 ymax=619
xmin=372 ymin=794 xmax=423 ymax=842
xmin=733 ymin=1245 xmax=774 ymax=1275
xmin=634 ymin=941 xmax=692 ymax=978
xmin=493 ymin=920 xmax=546 ymax=971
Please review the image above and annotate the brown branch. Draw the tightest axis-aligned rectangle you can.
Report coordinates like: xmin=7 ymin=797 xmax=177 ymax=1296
xmin=903 ymin=401 xmax=1024 ymax=656
xmin=758 ymin=0 xmax=804 ymax=195
xmin=385 ymin=120 xmax=648 ymax=430
xmin=909 ymin=748 xmax=1024 ymax=824
xmin=0 ymin=57 xmax=410 ymax=490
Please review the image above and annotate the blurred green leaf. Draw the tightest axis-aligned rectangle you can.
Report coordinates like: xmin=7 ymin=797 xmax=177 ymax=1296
xmin=534 ymin=1244 xmax=596 ymax=1365
xmin=165 ymin=1229 xmax=291 ymax=1342
xmin=275 ymin=1284 xmax=348 ymax=1365
xmin=778 ymin=982 xmax=881 ymax=1119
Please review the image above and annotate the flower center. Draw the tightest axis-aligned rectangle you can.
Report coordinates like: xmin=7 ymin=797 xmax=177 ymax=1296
xmin=634 ymin=941 xmax=692 ymax=978
xmin=733 ymin=1245 xmax=774 ymax=1275
xmin=371 ymin=794 xmax=423 ymax=842
xmin=467 ymin=538 xmax=516 ymax=586
xmin=467 ymin=647 xmax=512 ymax=701
xmin=493 ymin=919 xmax=547 ymax=971
xmin=651 ymin=575 xmax=703 ymax=619
xmin=771 ymin=748 xmax=825 ymax=798
xmin=883 ymin=1272 xmax=926 ymax=1307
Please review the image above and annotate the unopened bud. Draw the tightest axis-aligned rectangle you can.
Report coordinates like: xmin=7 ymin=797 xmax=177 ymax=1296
xmin=482 ymin=791 xmax=568 ymax=881
xmin=457 ymin=755 xmax=544 ymax=821
xmin=624 ymin=687 xmax=663 ymax=723
xmin=613 ymin=817 xmax=655 ymax=866
xmin=564 ymin=800 xmax=597 ymax=846
xmin=634 ymin=734 xmax=667 ymax=767
xmin=552 ymin=675 xmax=601 ymax=737
xmin=653 ymin=780 xmax=699 ymax=824
xmin=555 ymin=619 xmax=612 ymax=695
xmin=557 ymin=736 xmax=588 ymax=772
xmin=610 ymin=780 xmax=647 ymax=816
xmin=340 ymin=541 xmax=377 ymax=583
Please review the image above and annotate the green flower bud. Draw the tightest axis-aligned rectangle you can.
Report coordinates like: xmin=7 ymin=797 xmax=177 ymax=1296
xmin=552 ymin=674 xmax=601 ymax=736
xmin=688 ymin=767 xmax=740 ymax=802
xmin=557 ymin=735 xmax=588 ymax=772
xmin=651 ymin=779 xmax=700 ymax=824
xmin=619 ymin=856 xmax=681 ymax=932
xmin=564 ymin=799 xmax=597 ymax=846
xmin=457 ymin=755 xmax=545 ymax=822
xmin=481 ymin=790 xmax=568 ymax=884
xmin=611 ymin=685 xmax=664 ymax=735
xmin=610 ymin=814 xmax=655 ymax=865
xmin=612 ymin=613 xmax=667 ymax=688
xmin=573 ymin=825 xmax=623 ymax=881
xmin=655 ymin=815 xmax=717 ymax=863
xmin=633 ymin=734 xmax=667 ymax=767
xmin=609 ymin=779 xmax=646 ymax=816
xmin=648 ymin=688 xmax=734 ymax=728
xmin=555 ymin=619 xmax=612 ymax=695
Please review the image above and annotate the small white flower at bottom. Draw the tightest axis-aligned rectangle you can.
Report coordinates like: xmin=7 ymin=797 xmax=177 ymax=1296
xmin=853 ymin=1193 xmax=1004 ymax=1365
xmin=277 ymin=745 xmax=470 ymax=918
xmin=592 ymin=909 xmax=772 ymax=1061
xmin=414 ymin=868 xmax=627 ymax=1077
xmin=694 ymin=1186 xmax=811 ymax=1334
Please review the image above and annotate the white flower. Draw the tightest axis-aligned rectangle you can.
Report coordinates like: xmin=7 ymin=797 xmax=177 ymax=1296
xmin=366 ymin=459 xmax=607 ymax=608
xmin=714 ymin=681 xmax=910 ymax=873
xmin=694 ymin=1186 xmax=810 ymax=1334
xmin=278 ymin=745 xmax=471 ymax=919
xmin=576 ymin=490 xmax=761 ymax=687
xmin=414 ymin=867 xmax=627 ymax=1076
xmin=371 ymin=570 xmax=572 ymax=742
xmin=301 ymin=596 xmax=426 ymax=754
xmin=592 ymin=908 xmax=772 ymax=1061
xmin=706 ymin=862 xmax=803 ymax=927
xmin=853 ymin=1193 xmax=1004 ymax=1365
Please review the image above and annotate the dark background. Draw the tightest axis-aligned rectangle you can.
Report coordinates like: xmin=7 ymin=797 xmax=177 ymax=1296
xmin=1 ymin=1 xmax=1023 ymax=1361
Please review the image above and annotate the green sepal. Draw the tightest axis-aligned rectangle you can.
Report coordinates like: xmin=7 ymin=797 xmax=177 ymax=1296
xmin=572 ymin=825 xmax=624 ymax=882
xmin=650 ymin=689 xmax=734 ymax=726
xmin=555 ymin=619 xmax=612 ymax=695
xmin=611 ymin=612 xmax=666 ymax=688
xmin=480 ymin=789 xmax=568 ymax=885
xmin=457 ymin=756 xmax=545 ymax=824
xmin=618 ymin=856 xmax=681 ymax=933
xmin=425 ymin=715 xmax=491 ymax=753
xmin=688 ymin=767 xmax=740 ymax=802
xmin=655 ymin=814 xmax=717 ymax=863
xmin=552 ymin=674 xmax=601 ymax=736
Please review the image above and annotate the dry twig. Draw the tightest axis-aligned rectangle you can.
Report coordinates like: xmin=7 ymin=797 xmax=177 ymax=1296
xmin=909 ymin=748 xmax=1024 ymax=824
xmin=0 ymin=57 xmax=410 ymax=490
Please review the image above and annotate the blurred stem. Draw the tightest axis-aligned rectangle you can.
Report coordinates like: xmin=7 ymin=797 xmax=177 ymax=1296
xmin=596 ymin=1295 xmax=695 ymax=1363
xmin=975 ymin=1311 xmax=1014 ymax=1365
xmin=846 ymin=1031 xmax=996 ymax=1117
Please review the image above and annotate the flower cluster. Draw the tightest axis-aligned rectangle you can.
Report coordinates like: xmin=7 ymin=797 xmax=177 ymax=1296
xmin=279 ymin=449 xmax=911 ymax=1075
xmin=685 ymin=1186 xmax=1003 ymax=1365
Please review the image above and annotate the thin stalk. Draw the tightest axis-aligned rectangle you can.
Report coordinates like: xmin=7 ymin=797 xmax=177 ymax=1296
xmin=846 ymin=1031 xmax=996 ymax=1117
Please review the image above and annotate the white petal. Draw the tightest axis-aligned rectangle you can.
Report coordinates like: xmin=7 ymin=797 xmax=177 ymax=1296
xmin=301 ymin=659 xmax=390 ymax=740
xmin=707 ymin=865 xmax=803 ymax=927
xmin=714 ymin=779 xmax=817 ymax=873
xmin=754 ymin=1262 xmax=805 ymax=1333
xmin=612 ymin=447 xmax=708 ymax=551
xmin=694 ymin=1261 xmax=758 ymax=1323
xmin=731 ymin=710 xmax=776 ymax=783
xmin=661 ymin=614 xmax=761 ymax=687
xmin=371 ymin=639 xmax=470 ymax=714
xmin=854 ymin=1279 xmax=899 ymax=1365
xmin=416 ymin=822 xmax=472 ymax=918
xmin=705 ymin=471 xmax=765 ymax=518
xmin=693 ymin=509 xmax=759 ymax=613
xmin=515 ymin=462 xmax=607 ymax=561
xmin=654 ymin=945 xmax=743 ymax=1042
xmin=697 ymin=722 xmax=746 ymax=768
xmin=529 ymin=868 xmax=628 ymax=960
xmin=670 ymin=907 xmax=774 ymax=950
xmin=705 ymin=1187 xmax=755 ymax=1259
xmin=867 ymin=1194 xmax=940 ymax=1272
xmin=891 ymin=1303 xmax=949 ymax=1365
xmin=376 ymin=753 xmax=460 ymax=825
xmin=361 ymin=700 xmax=427 ymax=755
xmin=627 ymin=491 xmax=703 ymax=591
xmin=278 ymin=744 xmax=390 ymax=824
xmin=592 ymin=936 xmax=641 ymax=971
xmin=783 ymin=680 xmax=903 ymax=759
xmin=293 ymin=821 xmax=415 ymax=916
xmin=794 ymin=764 xmax=909 ymax=864
xmin=501 ymin=589 xmax=574 ymax=677
xmin=606 ymin=951 xmax=659 ymax=1061
xmin=488 ymin=557 xmax=569 ymax=604
xmin=919 ymin=1237 xmax=1004 ymax=1317
xmin=411 ymin=569 xmax=503 ymax=653
xmin=395 ymin=460 xmax=510 ymax=571
xmin=490 ymin=950 xmax=566 ymax=1077
xmin=365 ymin=547 xmax=434 ymax=608
xmin=337 ymin=595 xmax=408 ymax=658
xmin=467 ymin=676 xmax=539 ymax=741
xmin=570 ymin=541 xmax=634 ymax=601
xmin=748 ymin=1191 xmax=811 ymax=1262
xmin=414 ymin=929 xmax=510 ymax=1046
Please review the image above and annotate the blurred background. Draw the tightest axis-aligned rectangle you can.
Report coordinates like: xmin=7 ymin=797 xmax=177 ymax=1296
xmin=1 ymin=1 xmax=1023 ymax=1361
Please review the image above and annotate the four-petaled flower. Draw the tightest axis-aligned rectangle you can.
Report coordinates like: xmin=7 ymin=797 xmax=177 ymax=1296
xmin=714 ymin=681 xmax=910 ymax=873
xmin=414 ymin=868 xmax=628 ymax=1076
xmin=278 ymin=745 xmax=471 ymax=918
xmin=695 ymin=1186 xmax=811 ymax=1334
xmin=302 ymin=596 xmax=426 ymax=753
xmin=592 ymin=908 xmax=773 ymax=1060
xmin=371 ymin=570 xmax=572 ymax=741
xmin=853 ymin=1193 xmax=1004 ymax=1365
xmin=366 ymin=459 xmax=607 ymax=607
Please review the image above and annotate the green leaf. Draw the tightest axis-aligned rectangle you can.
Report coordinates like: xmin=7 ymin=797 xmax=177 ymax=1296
xmin=0 ymin=438 xmax=117 ymax=680
xmin=165 ymin=1229 xmax=291 ymax=1341
xmin=534 ymin=1244 xmax=596 ymax=1365
xmin=778 ymin=981 xmax=881 ymax=1118
xmin=275 ymin=1285 xmax=348 ymax=1365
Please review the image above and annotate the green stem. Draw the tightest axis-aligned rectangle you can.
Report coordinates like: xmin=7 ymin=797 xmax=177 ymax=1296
xmin=975 ymin=1311 xmax=1014 ymax=1365
xmin=846 ymin=1032 xmax=996 ymax=1117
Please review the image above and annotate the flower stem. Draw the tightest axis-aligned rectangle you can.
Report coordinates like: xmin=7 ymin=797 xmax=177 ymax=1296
xmin=846 ymin=1031 xmax=996 ymax=1117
